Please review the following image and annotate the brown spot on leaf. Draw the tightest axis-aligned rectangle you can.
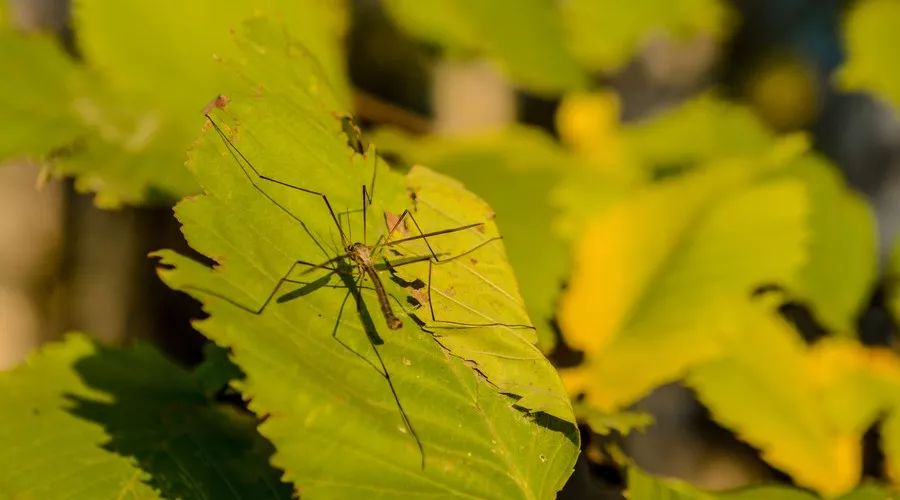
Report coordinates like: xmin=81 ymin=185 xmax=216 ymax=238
xmin=410 ymin=288 xmax=429 ymax=305
xmin=384 ymin=211 xmax=409 ymax=237
xmin=202 ymin=94 xmax=230 ymax=115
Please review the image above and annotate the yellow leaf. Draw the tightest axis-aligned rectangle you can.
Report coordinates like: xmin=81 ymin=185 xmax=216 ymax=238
xmin=688 ymin=310 xmax=862 ymax=496
xmin=687 ymin=317 xmax=900 ymax=496
xmin=559 ymin=162 xmax=808 ymax=409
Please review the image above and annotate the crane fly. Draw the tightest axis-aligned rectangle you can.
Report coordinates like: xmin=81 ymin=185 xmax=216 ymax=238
xmin=189 ymin=95 xmax=532 ymax=469
xmin=198 ymin=96 xmax=512 ymax=332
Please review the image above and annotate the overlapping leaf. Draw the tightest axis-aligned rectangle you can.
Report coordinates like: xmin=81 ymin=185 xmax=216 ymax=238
xmin=0 ymin=0 xmax=347 ymax=207
xmin=616 ymin=97 xmax=876 ymax=330
xmin=0 ymin=333 xmax=289 ymax=499
xmin=687 ymin=309 xmax=900 ymax=495
xmin=558 ymin=159 xmax=808 ymax=410
xmin=154 ymin=20 xmax=577 ymax=498
xmin=838 ymin=0 xmax=900 ymax=112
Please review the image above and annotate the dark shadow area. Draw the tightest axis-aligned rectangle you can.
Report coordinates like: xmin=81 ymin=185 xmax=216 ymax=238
xmin=532 ymin=411 xmax=582 ymax=449
xmin=65 ymin=343 xmax=292 ymax=499
xmin=276 ymin=272 xmax=336 ymax=304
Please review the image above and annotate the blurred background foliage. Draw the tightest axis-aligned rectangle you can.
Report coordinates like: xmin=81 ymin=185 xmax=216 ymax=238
xmin=4 ymin=0 xmax=900 ymax=497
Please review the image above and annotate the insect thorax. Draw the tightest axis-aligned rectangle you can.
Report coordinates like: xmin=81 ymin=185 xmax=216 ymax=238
xmin=348 ymin=242 xmax=372 ymax=266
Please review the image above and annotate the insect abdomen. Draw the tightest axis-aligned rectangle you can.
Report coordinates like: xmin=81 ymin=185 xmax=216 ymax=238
xmin=363 ymin=265 xmax=403 ymax=330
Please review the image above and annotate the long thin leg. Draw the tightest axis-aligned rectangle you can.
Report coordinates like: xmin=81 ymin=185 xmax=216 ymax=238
xmin=424 ymin=257 xmax=534 ymax=330
xmin=338 ymin=209 xmax=352 ymax=243
xmin=206 ymin=114 xmax=349 ymax=250
xmin=362 ymin=155 xmax=378 ymax=245
xmin=370 ymin=339 xmax=425 ymax=469
xmin=373 ymin=208 xmax=483 ymax=258
xmin=185 ymin=259 xmax=337 ymax=315
xmin=362 ymin=185 xmax=370 ymax=244
xmin=282 ymin=271 xmax=426 ymax=467
xmin=338 ymin=269 xmax=425 ymax=468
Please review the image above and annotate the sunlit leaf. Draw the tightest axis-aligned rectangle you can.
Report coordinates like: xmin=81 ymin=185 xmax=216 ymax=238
xmin=154 ymin=20 xmax=578 ymax=498
xmin=559 ymin=0 xmax=732 ymax=73
xmin=688 ymin=312 xmax=858 ymax=496
xmin=0 ymin=27 xmax=83 ymax=160
xmin=838 ymin=0 xmax=900 ymax=112
xmin=558 ymin=160 xmax=807 ymax=410
xmin=382 ymin=0 xmax=587 ymax=94
xmin=689 ymin=315 xmax=900 ymax=496
xmin=0 ymin=333 xmax=289 ymax=499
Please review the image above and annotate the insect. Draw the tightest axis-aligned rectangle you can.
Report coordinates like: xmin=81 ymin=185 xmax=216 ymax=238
xmin=192 ymin=95 xmax=530 ymax=469
xmin=199 ymin=97 xmax=506 ymax=333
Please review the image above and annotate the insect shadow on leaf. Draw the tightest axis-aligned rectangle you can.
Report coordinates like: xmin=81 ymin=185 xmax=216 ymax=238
xmin=183 ymin=97 xmax=536 ymax=469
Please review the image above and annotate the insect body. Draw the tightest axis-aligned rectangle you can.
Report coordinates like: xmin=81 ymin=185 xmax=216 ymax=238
xmin=347 ymin=241 xmax=402 ymax=330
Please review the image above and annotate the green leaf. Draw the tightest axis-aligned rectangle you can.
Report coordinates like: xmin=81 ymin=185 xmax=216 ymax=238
xmin=622 ymin=94 xmax=781 ymax=176
xmin=558 ymin=161 xmax=807 ymax=410
xmin=193 ymin=342 xmax=244 ymax=397
xmin=0 ymin=28 xmax=84 ymax=160
xmin=74 ymin=0 xmax=348 ymax=105
xmin=0 ymin=1 xmax=347 ymax=207
xmin=575 ymin=407 xmax=653 ymax=436
xmin=838 ymin=0 xmax=900 ymax=112
xmin=626 ymin=467 xmax=716 ymax=500
xmin=559 ymin=0 xmax=732 ymax=72
xmin=779 ymin=155 xmax=877 ymax=333
xmin=0 ymin=333 xmax=290 ymax=499
xmin=382 ymin=0 xmax=587 ymax=94
xmin=155 ymin=20 xmax=578 ymax=498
